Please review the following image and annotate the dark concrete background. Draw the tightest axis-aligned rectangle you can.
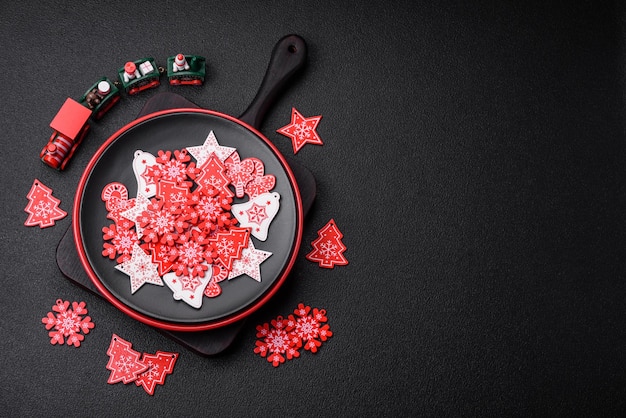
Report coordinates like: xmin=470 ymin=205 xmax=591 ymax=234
xmin=1 ymin=1 xmax=625 ymax=415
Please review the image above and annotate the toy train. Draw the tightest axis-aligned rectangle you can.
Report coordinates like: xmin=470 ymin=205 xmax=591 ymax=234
xmin=41 ymin=54 xmax=206 ymax=170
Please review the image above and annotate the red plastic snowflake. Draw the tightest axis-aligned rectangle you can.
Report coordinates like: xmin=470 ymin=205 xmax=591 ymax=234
xmin=102 ymin=223 xmax=139 ymax=263
xmin=254 ymin=315 xmax=300 ymax=367
xmin=170 ymin=229 xmax=214 ymax=277
xmin=254 ymin=303 xmax=332 ymax=367
xmin=288 ymin=303 xmax=332 ymax=353
xmin=146 ymin=149 xmax=198 ymax=189
xmin=41 ymin=299 xmax=94 ymax=347
xmin=138 ymin=199 xmax=180 ymax=245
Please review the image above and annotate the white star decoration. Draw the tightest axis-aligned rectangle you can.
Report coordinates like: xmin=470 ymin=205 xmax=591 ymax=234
xmin=120 ymin=193 xmax=150 ymax=239
xmin=115 ymin=243 xmax=164 ymax=294
xmin=186 ymin=130 xmax=236 ymax=165
xmin=228 ymin=239 xmax=272 ymax=282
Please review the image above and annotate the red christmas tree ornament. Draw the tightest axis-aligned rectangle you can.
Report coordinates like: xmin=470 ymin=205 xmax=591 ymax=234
xmin=209 ymin=227 xmax=251 ymax=271
xmin=306 ymin=219 xmax=348 ymax=268
xmin=24 ymin=179 xmax=67 ymax=228
xmin=105 ymin=334 xmax=180 ymax=394
xmin=105 ymin=334 xmax=149 ymax=384
xmin=276 ymin=107 xmax=323 ymax=154
xmin=195 ymin=152 xmax=233 ymax=198
xmin=135 ymin=351 xmax=179 ymax=395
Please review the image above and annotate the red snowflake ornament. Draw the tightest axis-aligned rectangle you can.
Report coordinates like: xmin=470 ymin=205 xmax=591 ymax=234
xmin=288 ymin=303 xmax=332 ymax=353
xmin=306 ymin=219 xmax=348 ymax=268
xmin=254 ymin=316 xmax=300 ymax=367
xmin=105 ymin=334 xmax=149 ymax=384
xmin=102 ymin=223 xmax=139 ymax=263
xmin=276 ymin=107 xmax=323 ymax=154
xmin=254 ymin=303 xmax=332 ymax=367
xmin=24 ymin=179 xmax=67 ymax=228
xmin=41 ymin=299 xmax=94 ymax=347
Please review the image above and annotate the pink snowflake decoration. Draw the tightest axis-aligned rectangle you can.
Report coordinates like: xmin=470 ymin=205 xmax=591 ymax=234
xmin=254 ymin=316 xmax=300 ymax=367
xmin=288 ymin=303 xmax=332 ymax=353
xmin=254 ymin=303 xmax=332 ymax=367
xmin=102 ymin=223 xmax=139 ymax=263
xmin=41 ymin=299 xmax=95 ymax=347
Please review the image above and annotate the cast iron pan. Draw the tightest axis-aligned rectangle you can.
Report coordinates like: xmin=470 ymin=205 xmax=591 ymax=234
xmin=73 ymin=35 xmax=307 ymax=332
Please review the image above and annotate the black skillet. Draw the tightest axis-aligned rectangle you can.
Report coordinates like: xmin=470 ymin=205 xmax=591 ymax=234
xmin=73 ymin=35 xmax=309 ymax=331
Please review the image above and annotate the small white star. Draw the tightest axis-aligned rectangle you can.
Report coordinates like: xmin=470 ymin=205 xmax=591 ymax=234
xmin=115 ymin=243 xmax=164 ymax=294
xmin=119 ymin=193 xmax=150 ymax=238
xmin=228 ymin=239 xmax=272 ymax=282
xmin=186 ymin=130 xmax=236 ymax=166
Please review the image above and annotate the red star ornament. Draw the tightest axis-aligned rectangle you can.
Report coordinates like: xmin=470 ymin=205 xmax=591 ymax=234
xmin=105 ymin=334 xmax=149 ymax=384
xmin=24 ymin=179 xmax=67 ymax=228
xmin=306 ymin=219 xmax=348 ymax=268
xmin=276 ymin=107 xmax=323 ymax=154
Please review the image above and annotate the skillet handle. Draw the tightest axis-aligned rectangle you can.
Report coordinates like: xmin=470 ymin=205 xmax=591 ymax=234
xmin=239 ymin=34 xmax=307 ymax=129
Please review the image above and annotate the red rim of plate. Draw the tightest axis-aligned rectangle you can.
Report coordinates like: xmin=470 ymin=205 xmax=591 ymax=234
xmin=73 ymin=108 xmax=303 ymax=331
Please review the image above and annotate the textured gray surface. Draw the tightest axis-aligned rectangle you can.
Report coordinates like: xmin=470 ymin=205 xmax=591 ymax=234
xmin=1 ymin=1 xmax=626 ymax=415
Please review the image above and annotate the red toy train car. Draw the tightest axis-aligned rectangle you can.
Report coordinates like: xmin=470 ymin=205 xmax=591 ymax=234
xmin=41 ymin=53 xmax=206 ymax=169
xmin=40 ymin=98 xmax=92 ymax=170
